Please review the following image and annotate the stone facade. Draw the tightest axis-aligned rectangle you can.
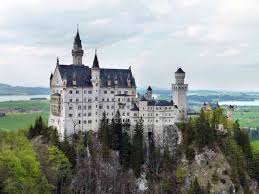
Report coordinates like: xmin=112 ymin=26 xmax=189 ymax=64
xmin=49 ymin=30 xmax=188 ymax=140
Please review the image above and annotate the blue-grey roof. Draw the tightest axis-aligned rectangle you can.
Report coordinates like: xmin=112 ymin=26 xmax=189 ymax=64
xmin=131 ymin=103 xmax=139 ymax=111
xmin=58 ymin=65 xmax=92 ymax=87
xmin=100 ymin=68 xmax=136 ymax=88
xmin=176 ymin=68 xmax=185 ymax=74
xmin=147 ymin=100 xmax=174 ymax=106
xmin=56 ymin=65 xmax=136 ymax=88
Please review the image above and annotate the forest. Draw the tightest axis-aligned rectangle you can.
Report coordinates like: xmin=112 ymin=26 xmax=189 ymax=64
xmin=0 ymin=108 xmax=258 ymax=193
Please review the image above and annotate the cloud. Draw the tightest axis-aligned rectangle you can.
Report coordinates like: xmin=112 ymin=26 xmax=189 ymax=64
xmin=0 ymin=0 xmax=258 ymax=90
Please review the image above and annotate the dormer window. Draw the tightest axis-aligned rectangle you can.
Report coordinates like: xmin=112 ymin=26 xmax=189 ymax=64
xmin=73 ymin=81 xmax=76 ymax=86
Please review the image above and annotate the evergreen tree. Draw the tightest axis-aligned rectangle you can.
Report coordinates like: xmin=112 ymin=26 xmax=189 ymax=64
xmin=111 ymin=111 xmax=122 ymax=151
xmin=195 ymin=109 xmax=215 ymax=150
xmin=131 ymin=119 xmax=144 ymax=177
xmin=98 ymin=112 xmax=110 ymax=160
xmin=119 ymin=123 xmax=132 ymax=169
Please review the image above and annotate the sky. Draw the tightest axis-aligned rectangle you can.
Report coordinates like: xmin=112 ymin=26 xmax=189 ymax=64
xmin=0 ymin=0 xmax=259 ymax=91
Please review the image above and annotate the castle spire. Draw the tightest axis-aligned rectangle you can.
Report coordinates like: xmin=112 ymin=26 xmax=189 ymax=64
xmin=92 ymin=49 xmax=99 ymax=68
xmin=56 ymin=57 xmax=59 ymax=65
xmin=72 ymin=26 xmax=84 ymax=65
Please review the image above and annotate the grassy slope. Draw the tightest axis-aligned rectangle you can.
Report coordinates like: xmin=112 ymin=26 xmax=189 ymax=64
xmin=233 ymin=107 xmax=259 ymax=128
xmin=0 ymin=112 xmax=49 ymax=131
xmin=0 ymin=100 xmax=49 ymax=131
xmin=251 ymin=140 xmax=259 ymax=152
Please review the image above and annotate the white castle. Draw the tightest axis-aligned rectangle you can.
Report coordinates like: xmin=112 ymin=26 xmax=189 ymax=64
xmin=49 ymin=29 xmax=188 ymax=140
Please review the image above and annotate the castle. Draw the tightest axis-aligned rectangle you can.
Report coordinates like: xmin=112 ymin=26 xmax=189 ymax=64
xmin=48 ymin=29 xmax=188 ymax=139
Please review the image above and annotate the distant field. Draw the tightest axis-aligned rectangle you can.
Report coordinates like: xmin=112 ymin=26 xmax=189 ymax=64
xmin=0 ymin=100 xmax=49 ymax=111
xmin=0 ymin=112 xmax=49 ymax=131
xmin=0 ymin=100 xmax=49 ymax=131
xmin=233 ymin=106 xmax=259 ymax=128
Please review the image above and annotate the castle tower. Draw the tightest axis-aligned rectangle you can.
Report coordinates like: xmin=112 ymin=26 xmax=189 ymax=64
xmin=145 ymin=86 xmax=153 ymax=101
xmin=91 ymin=50 xmax=100 ymax=130
xmin=72 ymin=28 xmax=84 ymax=65
xmin=172 ymin=68 xmax=188 ymax=120
xmin=227 ymin=105 xmax=234 ymax=120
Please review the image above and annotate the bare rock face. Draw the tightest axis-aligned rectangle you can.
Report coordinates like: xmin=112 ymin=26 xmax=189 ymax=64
xmin=181 ymin=148 xmax=240 ymax=194
xmin=162 ymin=124 xmax=181 ymax=155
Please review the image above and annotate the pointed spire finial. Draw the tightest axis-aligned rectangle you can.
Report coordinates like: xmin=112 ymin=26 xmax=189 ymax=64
xmin=57 ymin=57 xmax=59 ymax=65
xmin=95 ymin=49 xmax=97 ymax=56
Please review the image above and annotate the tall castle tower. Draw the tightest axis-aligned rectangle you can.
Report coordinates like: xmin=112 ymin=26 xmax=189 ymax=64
xmin=72 ymin=28 xmax=84 ymax=65
xmin=172 ymin=68 xmax=188 ymax=119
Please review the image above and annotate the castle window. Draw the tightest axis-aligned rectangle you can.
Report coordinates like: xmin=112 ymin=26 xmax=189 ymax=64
xmin=88 ymin=99 xmax=92 ymax=102
xmin=169 ymin=107 xmax=171 ymax=110
xmin=76 ymin=98 xmax=79 ymax=102
xmin=112 ymin=98 xmax=114 ymax=101
xmin=88 ymin=106 xmax=91 ymax=110
xmin=88 ymin=91 xmax=92 ymax=94
xmin=102 ymin=98 xmax=104 ymax=101
xmin=104 ymin=90 xmax=107 ymax=94
xmin=88 ymin=113 xmax=91 ymax=116
xmin=124 ymin=91 xmax=128 ymax=95
xmin=95 ymin=97 xmax=98 ymax=101
xmin=127 ymin=112 xmax=129 ymax=116
xmin=118 ymin=98 xmax=121 ymax=102
xmin=99 ymin=106 xmax=103 ymax=109
xmin=127 ymin=98 xmax=130 ymax=102
xmin=73 ymin=81 xmax=76 ymax=85
xmin=78 ymin=113 xmax=81 ymax=117
xmin=107 ymin=106 xmax=109 ymax=109
xmin=88 ymin=120 xmax=92 ymax=124
xmin=69 ymin=106 xmax=73 ymax=110
xmin=69 ymin=99 xmax=72 ymax=102
xmin=111 ymin=106 xmax=114 ymax=109
xmin=127 ymin=106 xmax=130 ymax=109
xmin=156 ymin=107 xmax=158 ymax=110
xmin=156 ymin=114 xmax=158 ymax=116
xmin=83 ymin=105 xmax=86 ymax=110
xmin=84 ymin=120 xmax=87 ymax=124
xmin=84 ymin=90 xmax=87 ymax=94
xmin=69 ymin=114 xmax=73 ymax=117
xmin=69 ymin=90 xmax=73 ymax=94
xmin=78 ymin=105 xmax=81 ymax=110
xmin=165 ymin=107 xmax=167 ymax=110
xmin=76 ymin=90 xmax=79 ymax=94
xmin=83 ymin=113 xmax=86 ymax=117
xmin=156 ymin=120 xmax=158 ymax=123
xmin=111 ymin=91 xmax=114 ymax=94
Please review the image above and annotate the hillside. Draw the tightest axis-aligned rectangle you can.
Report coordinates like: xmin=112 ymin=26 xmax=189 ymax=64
xmin=0 ymin=108 xmax=258 ymax=193
xmin=0 ymin=83 xmax=50 ymax=95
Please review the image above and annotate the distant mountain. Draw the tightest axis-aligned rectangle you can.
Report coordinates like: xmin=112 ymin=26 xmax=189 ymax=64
xmin=0 ymin=83 xmax=50 ymax=95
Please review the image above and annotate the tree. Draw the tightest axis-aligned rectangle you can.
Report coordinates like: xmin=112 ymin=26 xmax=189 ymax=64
xmin=48 ymin=146 xmax=72 ymax=194
xmin=131 ymin=119 xmax=144 ymax=177
xmin=111 ymin=111 xmax=122 ymax=151
xmin=119 ymin=123 xmax=132 ymax=169
xmin=98 ymin=112 xmax=110 ymax=160
xmin=195 ymin=109 xmax=215 ymax=150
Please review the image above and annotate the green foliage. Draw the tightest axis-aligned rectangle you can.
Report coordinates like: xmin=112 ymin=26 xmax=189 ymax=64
xmin=185 ymin=144 xmax=195 ymax=161
xmin=119 ymin=123 xmax=132 ymax=169
xmin=131 ymin=119 xmax=144 ymax=177
xmin=98 ymin=112 xmax=110 ymax=160
xmin=175 ymin=167 xmax=187 ymax=183
xmin=110 ymin=111 xmax=122 ymax=151
xmin=0 ymin=130 xmax=51 ymax=194
xmin=160 ymin=178 xmax=173 ymax=194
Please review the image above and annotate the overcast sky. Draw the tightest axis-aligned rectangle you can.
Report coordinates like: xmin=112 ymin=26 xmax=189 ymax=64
xmin=0 ymin=0 xmax=258 ymax=91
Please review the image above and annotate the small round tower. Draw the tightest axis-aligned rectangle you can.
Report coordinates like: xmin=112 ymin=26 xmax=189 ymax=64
xmin=172 ymin=67 xmax=188 ymax=120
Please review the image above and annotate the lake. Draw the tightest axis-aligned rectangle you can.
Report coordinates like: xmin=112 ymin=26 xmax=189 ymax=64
xmin=219 ymin=100 xmax=259 ymax=106
xmin=0 ymin=95 xmax=50 ymax=102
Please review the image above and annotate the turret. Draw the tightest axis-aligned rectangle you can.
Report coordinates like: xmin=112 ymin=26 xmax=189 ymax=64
xmin=145 ymin=86 xmax=153 ymax=100
xmin=72 ymin=27 xmax=84 ymax=65
xmin=172 ymin=67 xmax=188 ymax=120
xmin=91 ymin=50 xmax=100 ymax=83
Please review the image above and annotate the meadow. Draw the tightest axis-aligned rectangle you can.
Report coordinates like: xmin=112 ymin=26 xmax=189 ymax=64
xmin=233 ymin=106 xmax=259 ymax=128
xmin=0 ymin=100 xmax=49 ymax=131
xmin=252 ymin=140 xmax=259 ymax=152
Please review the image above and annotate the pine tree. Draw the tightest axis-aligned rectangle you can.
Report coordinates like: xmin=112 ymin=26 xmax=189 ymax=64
xmin=98 ymin=112 xmax=110 ymax=160
xmin=119 ymin=123 xmax=132 ymax=169
xmin=131 ymin=119 xmax=144 ymax=177
xmin=111 ymin=111 xmax=122 ymax=151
